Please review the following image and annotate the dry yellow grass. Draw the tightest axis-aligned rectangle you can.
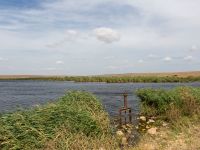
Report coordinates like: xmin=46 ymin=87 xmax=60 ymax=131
xmin=1 ymin=71 xmax=200 ymax=79
xmin=130 ymin=123 xmax=200 ymax=150
xmin=106 ymin=71 xmax=200 ymax=78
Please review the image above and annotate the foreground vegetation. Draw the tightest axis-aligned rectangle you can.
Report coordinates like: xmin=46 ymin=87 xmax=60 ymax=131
xmin=1 ymin=87 xmax=200 ymax=150
xmin=1 ymin=75 xmax=200 ymax=83
xmin=133 ymin=86 xmax=200 ymax=150
xmin=136 ymin=86 xmax=200 ymax=121
xmin=0 ymin=91 xmax=118 ymax=150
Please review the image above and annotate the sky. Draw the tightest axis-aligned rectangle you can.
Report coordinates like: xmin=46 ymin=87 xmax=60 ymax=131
xmin=0 ymin=0 xmax=200 ymax=75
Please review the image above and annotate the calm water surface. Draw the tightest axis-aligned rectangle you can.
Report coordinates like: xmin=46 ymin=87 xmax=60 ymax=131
xmin=0 ymin=80 xmax=200 ymax=116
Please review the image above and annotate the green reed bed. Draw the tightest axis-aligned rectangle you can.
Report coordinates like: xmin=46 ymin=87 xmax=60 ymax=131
xmin=1 ymin=75 xmax=200 ymax=83
xmin=0 ymin=91 xmax=118 ymax=150
xmin=136 ymin=86 xmax=200 ymax=123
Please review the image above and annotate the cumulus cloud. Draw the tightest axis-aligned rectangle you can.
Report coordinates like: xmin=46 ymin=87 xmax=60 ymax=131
xmin=163 ymin=57 xmax=172 ymax=62
xmin=103 ymin=56 xmax=115 ymax=60
xmin=147 ymin=54 xmax=159 ymax=58
xmin=190 ymin=45 xmax=198 ymax=52
xmin=45 ymin=67 xmax=57 ymax=71
xmin=46 ymin=29 xmax=79 ymax=48
xmin=0 ymin=57 xmax=8 ymax=61
xmin=138 ymin=59 xmax=144 ymax=63
xmin=93 ymin=27 xmax=120 ymax=43
xmin=183 ymin=55 xmax=193 ymax=61
xmin=56 ymin=60 xmax=64 ymax=64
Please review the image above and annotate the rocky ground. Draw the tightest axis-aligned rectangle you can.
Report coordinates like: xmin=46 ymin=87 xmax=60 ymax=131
xmin=115 ymin=116 xmax=200 ymax=150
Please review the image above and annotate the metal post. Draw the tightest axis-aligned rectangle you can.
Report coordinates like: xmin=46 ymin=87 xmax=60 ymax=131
xmin=119 ymin=92 xmax=132 ymax=125
xmin=123 ymin=93 xmax=128 ymax=108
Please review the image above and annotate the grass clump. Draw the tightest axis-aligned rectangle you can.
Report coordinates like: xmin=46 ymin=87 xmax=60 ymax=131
xmin=133 ymin=86 xmax=200 ymax=150
xmin=136 ymin=86 xmax=200 ymax=122
xmin=0 ymin=91 xmax=118 ymax=150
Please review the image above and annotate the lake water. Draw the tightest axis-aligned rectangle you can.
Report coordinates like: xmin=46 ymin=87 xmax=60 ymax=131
xmin=0 ymin=80 xmax=200 ymax=116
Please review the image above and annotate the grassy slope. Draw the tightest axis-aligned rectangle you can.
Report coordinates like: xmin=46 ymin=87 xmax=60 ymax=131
xmin=0 ymin=91 xmax=118 ymax=150
xmin=132 ymin=87 xmax=200 ymax=150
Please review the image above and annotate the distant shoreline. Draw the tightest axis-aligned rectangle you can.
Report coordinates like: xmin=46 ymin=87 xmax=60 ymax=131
xmin=0 ymin=71 xmax=200 ymax=79
xmin=0 ymin=71 xmax=200 ymax=83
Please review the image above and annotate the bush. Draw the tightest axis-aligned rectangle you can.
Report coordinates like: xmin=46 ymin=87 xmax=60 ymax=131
xmin=136 ymin=87 xmax=200 ymax=122
xmin=0 ymin=91 xmax=117 ymax=150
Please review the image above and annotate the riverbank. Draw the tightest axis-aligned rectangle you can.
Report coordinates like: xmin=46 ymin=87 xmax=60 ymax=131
xmin=131 ymin=86 xmax=200 ymax=150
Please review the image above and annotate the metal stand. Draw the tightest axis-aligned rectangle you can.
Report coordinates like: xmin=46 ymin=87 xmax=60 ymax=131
xmin=119 ymin=93 xmax=132 ymax=126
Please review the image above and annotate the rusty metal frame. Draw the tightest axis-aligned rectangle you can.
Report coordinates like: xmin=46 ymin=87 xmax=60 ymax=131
xmin=119 ymin=93 xmax=132 ymax=126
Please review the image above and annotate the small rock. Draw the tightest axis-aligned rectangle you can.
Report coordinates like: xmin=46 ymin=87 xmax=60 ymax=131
xmin=116 ymin=130 xmax=124 ymax=137
xmin=126 ymin=123 xmax=133 ymax=128
xmin=147 ymin=119 xmax=155 ymax=124
xmin=122 ymin=125 xmax=127 ymax=130
xmin=143 ymin=144 xmax=155 ymax=150
xmin=162 ymin=122 xmax=168 ymax=127
xmin=127 ymin=130 xmax=132 ymax=134
xmin=140 ymin=116 xmax=146 ymax=122
xmin=135 ymin=125 xmax=139 ymax=129
xmin=146 ymin=125 xmax=150 ymax=129
xmin=147 ymin=127 xmax=157 ymax=135
xmin=121 ymin=137 xmax=128 ymax=145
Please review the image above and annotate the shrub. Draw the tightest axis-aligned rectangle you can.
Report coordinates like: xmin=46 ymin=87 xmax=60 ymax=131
xmin=136 ymin=87 xmax=200 ymax=122
xmin=0 ymin=91 xmax=117 ymax=150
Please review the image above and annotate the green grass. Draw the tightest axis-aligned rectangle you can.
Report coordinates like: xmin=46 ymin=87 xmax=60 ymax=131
xmin=134 ymin=87 xmax=200 ymax=150
xmin=1 ymin=75 xmax=200 ymax=83
xmin=136 ymin=86 xmax=200 ymax=122
xmin=0 ymin=91 xmax=118 ymax=150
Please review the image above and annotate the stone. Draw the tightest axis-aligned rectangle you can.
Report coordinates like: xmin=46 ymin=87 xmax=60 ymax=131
xmin=147 ymin=127 xmax=157 ymax=135
xmin=122 ymin=125 xmax=127 ymax=130
xmin=162 ymin=122 xmax=168 ymax=127
xmin=146 ymin=125 xmax=150 ymax=129
xmin=126 ymin=123 xmax=133 ymax=128
xmin=143 ymin=144 xmax=155 ymax=150
xmin=116 ymin=130 xmax=124 ymax=137
xmin=147 ymin=119 xmax=155 ymax=124
xmin=140 ymin=116 xmax=146 ymax=122
xmin=121 ymin=137 xmax=128 ymax=145
xmin=127 ymin=129 xmax=132 ymax=134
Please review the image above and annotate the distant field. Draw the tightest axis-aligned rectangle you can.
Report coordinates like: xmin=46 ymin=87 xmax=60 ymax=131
xmin=1 ymin=71 xmax=200 ymax=79
xmin=105 ymin=71 xmax=200 ymax=77
xmin=1 ymin=71 xmax=200 ymax=83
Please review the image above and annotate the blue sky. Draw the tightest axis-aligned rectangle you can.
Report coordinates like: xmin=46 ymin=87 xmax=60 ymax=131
xmin=0 ymin=0 xmax=199 ymax=75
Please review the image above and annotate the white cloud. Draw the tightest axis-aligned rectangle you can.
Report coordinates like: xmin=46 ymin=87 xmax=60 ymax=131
xmin=0 ymin=57 xmax=8 ymax=61
xmin=183 ymin=55 xmax=193 ymax=61
xmin=163 ymin=57 xmax=172 ymax=62
xmin=138 ymin=59 xmax=144 ymax=63
xmin=190 ymin=45 xmax=198 ymax=52
xmin=106 ymin=65 xmax=118 ymax=70
xmin=147 ymin=54 xmax=159 ymax=59
xmin=45 ymin=67 xmax=57 ymax=71
xmin=103 ymin=56 xmax=115 ymax=60
xmin=93 ymin=27 xmax=120 ymax=43
xmin=66 ymin=30 xmax=77 ymax=36
xmin=56 ymin=60 xmax=64 ymax=64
